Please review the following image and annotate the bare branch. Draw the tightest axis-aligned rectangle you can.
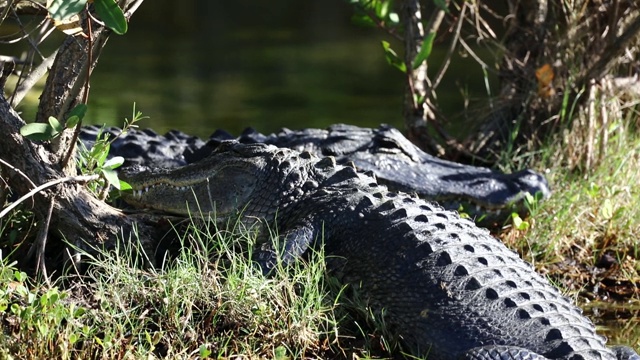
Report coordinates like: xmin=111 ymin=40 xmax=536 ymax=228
xmin=430 ymin=2 xmax=467 ymax=92
xmin=10 ymin=49 xmax=58 ymax=107
xmin=0 ymin=174 xmax=99 ymax=219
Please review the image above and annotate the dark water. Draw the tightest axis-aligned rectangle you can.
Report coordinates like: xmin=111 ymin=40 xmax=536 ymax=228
xmin=71 ymin=0 xmax=490 ymax=139
xmin=585 ymin=301 xmax=640 ymax=349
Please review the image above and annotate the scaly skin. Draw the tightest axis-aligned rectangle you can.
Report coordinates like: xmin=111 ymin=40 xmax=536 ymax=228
xmin=80 ymin=124 xmax=551 ymax=226
xmin=120 ymin=141 xmax=638 ymax=360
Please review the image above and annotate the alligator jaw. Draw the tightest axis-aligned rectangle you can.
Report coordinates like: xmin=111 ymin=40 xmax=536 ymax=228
xmin=120 ymin=148 xmax=265 ymax=217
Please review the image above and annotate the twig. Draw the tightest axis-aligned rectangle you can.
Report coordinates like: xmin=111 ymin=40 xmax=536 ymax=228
xmin=0 ymin=0 xmax=15 ymax=26
xmin=0 ymin=157 xmax=37 ymax=189
xmin=458 ymin=37 xmax=493 ymax=71
xmin=32 ymin=197 xmax=55 ymax=285
xmin=430 ymin=2 xmax=467 ymax=92
xmin=360 ymin=6 xmax=403 ymax=41
xmin=123 ymin=0 xmax=145 ymax=18
xmin=10 ymin=48 xmax=58 ymax=107
xmin=0 ymin=174 xmax=99 ymax=219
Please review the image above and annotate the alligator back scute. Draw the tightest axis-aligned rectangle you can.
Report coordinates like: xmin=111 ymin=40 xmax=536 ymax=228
xmin=319 ymin=187 xmax=618 ymax=360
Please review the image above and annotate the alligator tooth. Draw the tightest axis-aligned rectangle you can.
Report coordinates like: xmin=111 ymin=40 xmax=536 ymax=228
xmin=144 ymin=187 xmax=149 ymax=193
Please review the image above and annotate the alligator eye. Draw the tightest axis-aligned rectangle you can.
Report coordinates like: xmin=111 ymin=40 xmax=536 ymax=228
xmin=378 ymin=138 xmax=400 ymax=150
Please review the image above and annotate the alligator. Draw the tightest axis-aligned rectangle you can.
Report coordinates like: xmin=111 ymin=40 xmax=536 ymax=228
xmin=80 ymin=124 xmax=551 ymax=226
xmin=120 ymin=141 xmax=638 ymax=360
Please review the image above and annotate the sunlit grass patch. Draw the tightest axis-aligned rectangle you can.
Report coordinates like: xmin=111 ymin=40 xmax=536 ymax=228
xmin=501 ymin=131 xmax=640 ymax=302
xmin=0 ymin=214 xmax=365 ymax=359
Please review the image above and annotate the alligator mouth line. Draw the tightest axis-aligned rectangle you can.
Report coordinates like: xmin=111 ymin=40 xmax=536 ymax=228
xmin=129 ymin=182 xmax=197 ymax=198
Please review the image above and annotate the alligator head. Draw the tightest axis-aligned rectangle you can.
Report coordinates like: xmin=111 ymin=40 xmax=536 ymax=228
xmin=120 ymin=141 xmax=310 ymax=222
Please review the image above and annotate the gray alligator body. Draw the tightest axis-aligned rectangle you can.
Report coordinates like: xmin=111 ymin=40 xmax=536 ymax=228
xmin=120 ymin=142 xmax=638 ymax=360
xmin=80 ymin=124 xmax=550 ymax=225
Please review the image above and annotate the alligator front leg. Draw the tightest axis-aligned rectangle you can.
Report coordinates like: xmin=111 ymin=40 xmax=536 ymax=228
xmin=253 ymin=220 xmax=319 ymax=275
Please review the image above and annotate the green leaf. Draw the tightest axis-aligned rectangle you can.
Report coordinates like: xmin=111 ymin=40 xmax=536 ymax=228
xmin=381 ymin=41 xmax=406 ymax=73
xmin=511 ymin=213 xmax=530 ymax=231
xmin=601 ymin=198 xmax=613 ymax=220
xmin=48 ymin=0 xmax=87 ymax=21
xmin=119 ymin=180 xmax=132 ymax=191
xmin=20 ymin=123 xmax=56 ymax=141
xmin=14 ymin=270 xmax=26 ymax=282
xmin=101 ymin=168 xmax=120 ymax=189
xmin=388 ymin=12 xmax=399 ymax=24
xmin=66 ymin=115 xmax=80 ymax=129
xmin=68 ymin=103 xmax=88 ymax=122
xmin=48 ymin=116 xmax=64 ymax=134
xmin=91 ymin=142 xmax=111 ymax=168
xmin=375 ymin=0 xmax=390 ymax=19
xmin=412 ymin=32 xmax=436 ymax=69
xmin=94 ymin=0 xmax=128 ymax=35
xmin=199 ymin=344 xmax=212 ymax=359
xmin=103 ymin=156 xmax=124 ymax=170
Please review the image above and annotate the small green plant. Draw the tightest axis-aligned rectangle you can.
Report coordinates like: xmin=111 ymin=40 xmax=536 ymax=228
xmin=19 ymin=104 xmax=87 ymax=141
xmin=349 ymin=0 xmax=437 ymax=74
xmin=77 ymin=104 xmax=148 ymax=199
xmin=0 ymin=255 xmax=89 ymax=357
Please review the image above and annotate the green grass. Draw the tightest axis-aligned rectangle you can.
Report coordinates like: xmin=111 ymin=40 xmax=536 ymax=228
xmin=2 ymin=110 xmax=640 ymax=356
xmin=0 ymin=205 xmax=417 ymax=359
xmin=0 ymin=215 xmax=380 ymax=359
xmin=499 ymin=121 xmax=640 ymax=348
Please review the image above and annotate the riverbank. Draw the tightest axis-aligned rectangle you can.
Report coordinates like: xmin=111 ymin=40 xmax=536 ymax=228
xmin=1 ymin=124 xmax=639 ymax=357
